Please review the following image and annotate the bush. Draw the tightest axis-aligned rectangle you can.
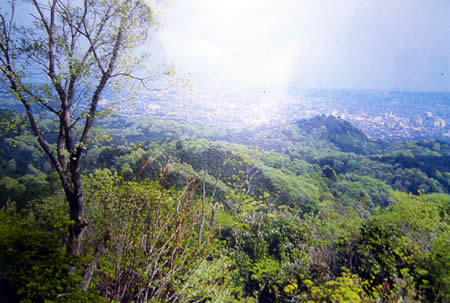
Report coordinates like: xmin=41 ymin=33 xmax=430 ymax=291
xmin=0 ymin=201 xmax=102 ymax=302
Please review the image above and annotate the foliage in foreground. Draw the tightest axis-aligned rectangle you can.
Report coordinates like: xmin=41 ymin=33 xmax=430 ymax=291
xmin=0 ymin=171 xmax=246 ymax=302
xmin=211 ymin=190 xmax=448 ymax=302
xmin=0 ymin=171 xmax=448 ymax=302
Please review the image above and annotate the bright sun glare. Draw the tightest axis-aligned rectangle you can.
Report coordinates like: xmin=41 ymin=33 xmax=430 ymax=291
xmin=157 ymin=0 xmax=449 ymax=94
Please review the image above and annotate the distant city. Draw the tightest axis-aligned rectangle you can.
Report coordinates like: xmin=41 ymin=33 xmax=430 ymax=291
xmin=102 ymin=88 xmax=450 ymax=142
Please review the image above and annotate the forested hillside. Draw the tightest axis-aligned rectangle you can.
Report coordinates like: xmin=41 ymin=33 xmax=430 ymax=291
xmin=0 ymin=109 xmax=448 ymax=302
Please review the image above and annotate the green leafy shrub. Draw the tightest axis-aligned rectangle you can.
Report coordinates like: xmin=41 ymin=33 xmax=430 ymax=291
xmin=353 ymin=192 xmax=449 ymax=302
xmin=82 ymin=169 xmax=239 ymax=302
xmin=303 ymin=272 xmax=370 ymax=303
xmin=0 ymin=201 xmax=103 ymax=302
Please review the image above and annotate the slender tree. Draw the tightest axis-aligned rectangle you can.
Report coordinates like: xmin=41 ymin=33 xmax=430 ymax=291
xmin=0 ymin=0 xmax=154 ymax=255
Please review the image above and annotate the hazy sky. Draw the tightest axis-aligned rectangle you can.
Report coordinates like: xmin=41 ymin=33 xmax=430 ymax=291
xmin=157 ymin=0 xmax=450 ymax=93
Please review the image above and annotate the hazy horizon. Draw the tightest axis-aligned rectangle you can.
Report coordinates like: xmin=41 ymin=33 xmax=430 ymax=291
xmin=155 ymin=0 xmax=450 ymax=95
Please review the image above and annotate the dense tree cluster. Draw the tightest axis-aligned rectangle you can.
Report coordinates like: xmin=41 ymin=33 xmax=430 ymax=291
xmin=0 ymin=110 xmax=449 ymax=302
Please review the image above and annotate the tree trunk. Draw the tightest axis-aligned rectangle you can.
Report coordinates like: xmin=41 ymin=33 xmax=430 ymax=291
xmin=64 ymin=160 xmax=87 ymax=256
xmin=68 ymin=201 xmax=87 ymax=255
xmin=66 ymin=193 xmax=87 ymax=255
